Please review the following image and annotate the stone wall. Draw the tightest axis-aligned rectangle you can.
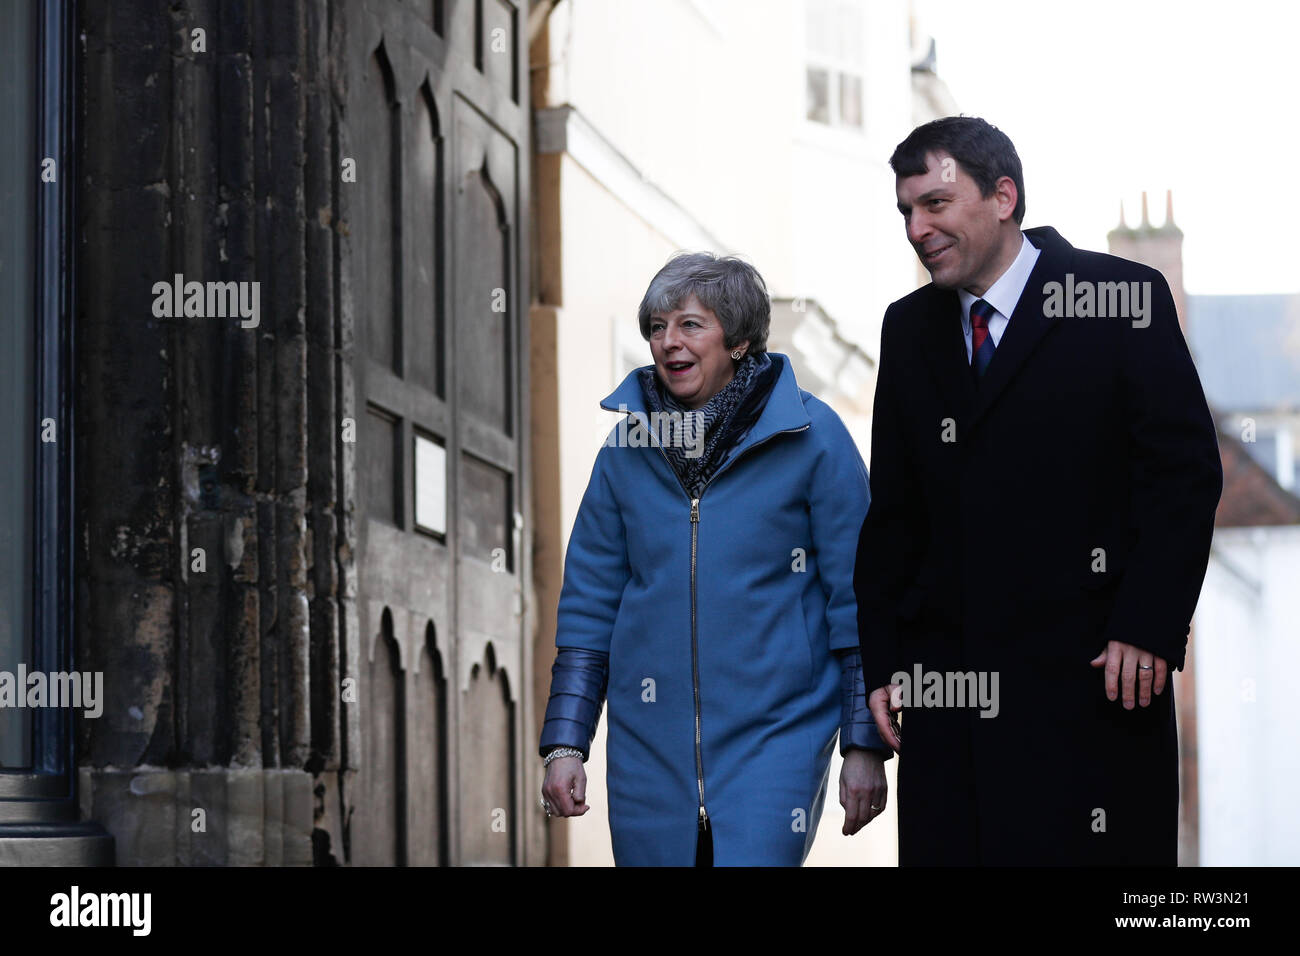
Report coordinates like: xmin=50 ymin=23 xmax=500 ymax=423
xmin=75 ymin=0 xmax=353 ymax=865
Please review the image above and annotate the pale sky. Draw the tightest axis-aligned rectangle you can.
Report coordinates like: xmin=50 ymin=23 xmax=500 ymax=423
xmin=915 ymin=0 xmax=1299 ymax=294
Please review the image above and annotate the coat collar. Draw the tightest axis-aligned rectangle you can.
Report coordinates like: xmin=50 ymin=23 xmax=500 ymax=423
xmin=919 ymin=225 xmax=1074 ymax=433
xmin=600 ymin=351 xmax=812 ymax=460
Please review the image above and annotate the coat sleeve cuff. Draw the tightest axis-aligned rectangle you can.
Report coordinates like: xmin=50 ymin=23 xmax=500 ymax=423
xmin=539 ymin=647 xmax=609 ymax=760
xmin=837 ymin=648 xmax=894 ymax=760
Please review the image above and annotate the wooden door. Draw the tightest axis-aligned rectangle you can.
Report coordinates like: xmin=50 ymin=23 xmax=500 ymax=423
xmin=340 ymin=0 xmax=531 ymax=867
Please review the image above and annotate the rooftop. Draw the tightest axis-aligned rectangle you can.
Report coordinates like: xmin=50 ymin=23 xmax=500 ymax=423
xmin=1187 ymin=294 xmax=1300 ymax=412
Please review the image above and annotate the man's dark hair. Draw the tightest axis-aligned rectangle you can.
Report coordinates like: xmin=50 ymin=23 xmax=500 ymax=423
xmin=889 ymin=116 xmax=1026 ymax=224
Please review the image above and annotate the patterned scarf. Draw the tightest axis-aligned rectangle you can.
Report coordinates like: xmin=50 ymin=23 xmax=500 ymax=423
xmin=638 ymin=351 xmax=781 ymax=498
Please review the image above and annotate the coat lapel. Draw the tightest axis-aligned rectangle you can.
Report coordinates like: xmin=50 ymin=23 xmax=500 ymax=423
xmin=966 ymin=226 xmax=1073 ymax=433
xmin=919 ymin=287 xmax=977 ymax=424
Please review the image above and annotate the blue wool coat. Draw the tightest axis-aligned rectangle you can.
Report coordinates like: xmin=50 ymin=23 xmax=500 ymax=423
xmin=554 ymin=353 xmax=871 ymax=865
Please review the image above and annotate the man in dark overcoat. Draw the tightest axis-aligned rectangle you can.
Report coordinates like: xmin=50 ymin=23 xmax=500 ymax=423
xmin=855 ymin=116 xmax=1222 ymax=865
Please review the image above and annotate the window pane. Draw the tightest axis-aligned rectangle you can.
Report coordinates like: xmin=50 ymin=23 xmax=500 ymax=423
xmin=804 ymin=0 xmax=834 ymax=59
xmin=414 ymin=433 xmax=447 ymax=535
xmin=0 ymin=0 xmax=35 ymax=769
xmin=839 ymin=72 xmax=863 ymax=129
xmin=806 ymin=67 xmax=830 ymax=124
xmin=837 ymin=3 xmax=864 ymax=66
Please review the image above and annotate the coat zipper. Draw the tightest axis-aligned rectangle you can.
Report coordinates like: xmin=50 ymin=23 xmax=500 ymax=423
xmin=651 ymin=420 xmax=811 ymax=836
xmin=690 ymin=496 xmax=705 ymax=832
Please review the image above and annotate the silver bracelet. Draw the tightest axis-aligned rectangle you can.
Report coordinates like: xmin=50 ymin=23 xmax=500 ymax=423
xmin=544 ymin=746 xmax=584 ymax=766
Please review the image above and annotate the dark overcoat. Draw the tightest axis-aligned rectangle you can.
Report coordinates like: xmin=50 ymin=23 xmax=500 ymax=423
xmin=855 ymin=226 xmax=1223 ymax=865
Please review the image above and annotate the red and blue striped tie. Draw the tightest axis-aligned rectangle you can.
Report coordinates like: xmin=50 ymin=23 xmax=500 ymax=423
xmin=970 ymin=298 xmax=997 ymax=381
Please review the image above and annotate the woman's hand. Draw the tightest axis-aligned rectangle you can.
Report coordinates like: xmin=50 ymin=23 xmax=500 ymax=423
xmin=839 ymin=749 xmax=887 ymax=835
xmin=541 ymin=757 xmax=589 ymax=817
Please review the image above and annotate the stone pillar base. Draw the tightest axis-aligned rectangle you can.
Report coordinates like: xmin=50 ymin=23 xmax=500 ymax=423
xmin=0 ymin=822 xmax=116 ymax=866
xmin=0 ymin=772 xmax=116 ymax=866
xmin=78 ymin=767 xmax=313 ymax=866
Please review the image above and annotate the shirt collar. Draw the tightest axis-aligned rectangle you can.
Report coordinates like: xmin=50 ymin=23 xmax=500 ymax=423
xmin=958 ymin=232 xmax=1042 ymax=328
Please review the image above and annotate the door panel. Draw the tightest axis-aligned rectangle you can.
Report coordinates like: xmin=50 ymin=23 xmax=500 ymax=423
xmin=355 ymin=609 xmax=405 ymax=865
xmin=342 ymin=0 xmax=530 ymax=866
xmin=359 ymin=46 xmax=399 ymax=373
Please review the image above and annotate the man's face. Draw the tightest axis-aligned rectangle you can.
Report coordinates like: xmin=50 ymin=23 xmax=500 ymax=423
xmin=895 ymin=150 xmax=1014 ymax=293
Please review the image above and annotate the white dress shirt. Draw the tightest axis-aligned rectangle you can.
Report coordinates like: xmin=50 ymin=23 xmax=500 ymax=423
xmin=957 ymin=233 xmax=1042 ymax=362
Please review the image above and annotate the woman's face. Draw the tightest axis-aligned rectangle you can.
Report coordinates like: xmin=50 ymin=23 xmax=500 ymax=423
xmin=648 ymin=294 xmax=746 ymax=410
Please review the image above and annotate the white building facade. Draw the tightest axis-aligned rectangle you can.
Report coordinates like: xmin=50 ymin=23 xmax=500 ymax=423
xmin=529 ymin=0 xmax=954 ymax=866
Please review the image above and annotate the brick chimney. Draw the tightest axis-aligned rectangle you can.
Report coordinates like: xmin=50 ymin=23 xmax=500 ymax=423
xmin=1107 ymin=190 xmax=1187 ymax=335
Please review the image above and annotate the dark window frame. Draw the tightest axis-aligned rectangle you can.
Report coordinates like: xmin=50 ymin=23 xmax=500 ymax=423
xmin=2 ymin=0 xmax=75 ymax=790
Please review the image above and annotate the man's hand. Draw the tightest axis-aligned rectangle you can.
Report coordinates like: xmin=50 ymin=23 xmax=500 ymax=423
xmin=868 ymin=683 xmax=902 ymax=752
xmin=840 ymin=749 xmax=887 ymax=835
xmin=1090 ymin=640 xmax=1168 ymax=708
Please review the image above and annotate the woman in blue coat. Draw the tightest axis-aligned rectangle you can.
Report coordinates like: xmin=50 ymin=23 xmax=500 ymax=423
xmin=539 ymin=253 xmax=891 ymax=865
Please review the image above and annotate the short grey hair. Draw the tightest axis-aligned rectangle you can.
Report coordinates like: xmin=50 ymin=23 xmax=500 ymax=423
xmin=637 ymin=252 xmax=771 ymax=355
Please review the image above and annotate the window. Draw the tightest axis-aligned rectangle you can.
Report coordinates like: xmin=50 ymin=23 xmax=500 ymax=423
xmin=0 ymin=0 xmax=37 ymax=770
xmin=804 ymin=0 xmax=865 ymax=130
xmin=0 ymin=0 xmax=73 ymax=782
